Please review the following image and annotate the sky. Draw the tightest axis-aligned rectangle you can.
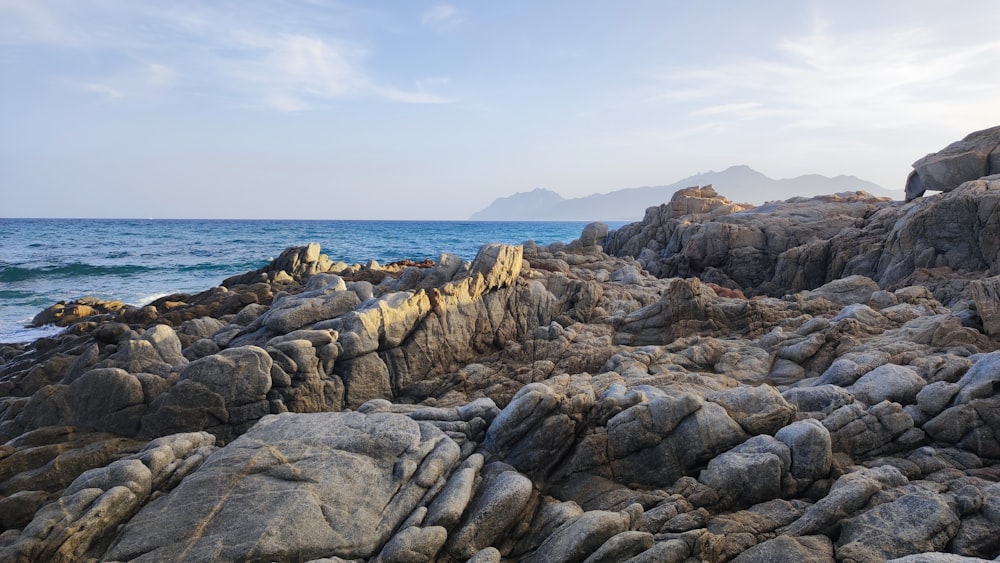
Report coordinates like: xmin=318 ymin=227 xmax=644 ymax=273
xmin=1 ymin=1 xmax=999 ymax=219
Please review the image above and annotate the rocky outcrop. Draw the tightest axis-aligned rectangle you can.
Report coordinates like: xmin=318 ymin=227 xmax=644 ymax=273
xmin=905 ymin=125 xmax=1000 ymax=201
xmin=0 ymin=128 xmax=998 ymax=562
xmin=605 ymin=173 xmax=1000 ymax=304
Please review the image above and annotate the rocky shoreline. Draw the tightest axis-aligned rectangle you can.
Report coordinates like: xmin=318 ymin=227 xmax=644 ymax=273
xmin=1 ymin=127 xmax=999 ymax=562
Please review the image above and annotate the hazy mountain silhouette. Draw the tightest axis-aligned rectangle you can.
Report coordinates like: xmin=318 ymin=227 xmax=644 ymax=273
xmin=469 ymin=165 xmax=895 ymax=221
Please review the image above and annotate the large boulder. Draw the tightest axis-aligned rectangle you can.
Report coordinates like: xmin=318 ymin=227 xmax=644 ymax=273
xmin=104 ymin=412 xmax=461 ymax=562
xmin=905 ymin=125 xmax=1000 ymax=201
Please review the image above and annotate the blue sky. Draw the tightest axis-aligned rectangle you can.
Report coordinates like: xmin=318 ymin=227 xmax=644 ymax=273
xmin=2 ymin=1 xmax=998 ymax=219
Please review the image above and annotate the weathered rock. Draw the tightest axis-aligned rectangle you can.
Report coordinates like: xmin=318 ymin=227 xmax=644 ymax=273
xmin=140 ymin=346 xmax=272 ymax=439
xmin=905 ymin=125 xmax=1000 ymax=200
xmin=731 ymin=534 xmax=835 ymax=563
xmin=969 ymin=275 xmax=1000 ymax=336
xmin=847 ymin=364 xmax=926 ymax=407
xmin=698 ymin=451 xmax=784 ymax=509
xmin=483 ymin=383 xmax=578 ymax=478
xmin=522 ymin=509 xmax=631 ymax=563
xmin=445 ymin=467 xmax=533 ymax=559
xmin=774 ymin=419 xmax=833 ymax=481
xmin=836 ymin=490 xmax=961 ymax=562
xmin=104 ymin=412 xmax=460 ymax=561
xmin=781 ymin=465 xmax=909 ymax=537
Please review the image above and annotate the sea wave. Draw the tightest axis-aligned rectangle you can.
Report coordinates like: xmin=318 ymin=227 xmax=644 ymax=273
xmin=0 ymin=262 xmax=156 ymax=283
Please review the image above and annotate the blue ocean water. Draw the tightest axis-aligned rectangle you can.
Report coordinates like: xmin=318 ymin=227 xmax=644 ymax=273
xmin=0 ymin=218 xmax=620 ymax=343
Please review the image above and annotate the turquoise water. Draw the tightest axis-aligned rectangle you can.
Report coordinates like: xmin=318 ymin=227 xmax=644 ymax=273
xmin=0 ymin=219 xmax=619 ymax=343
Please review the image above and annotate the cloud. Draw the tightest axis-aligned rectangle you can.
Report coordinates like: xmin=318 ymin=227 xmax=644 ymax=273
xmin=421 ymin=4 xmax=463 ymax=29
xmin=643 ymin=17 xmax=1000 ymax=133
xmin=77 ymin=60 xmax=178 ymax=100
xmin=1 ymin=2 xmax=453 ymax=110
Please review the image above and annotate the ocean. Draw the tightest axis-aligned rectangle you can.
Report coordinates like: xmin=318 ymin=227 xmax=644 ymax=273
xmin=0 ymin=218 xmax=621 ymax=344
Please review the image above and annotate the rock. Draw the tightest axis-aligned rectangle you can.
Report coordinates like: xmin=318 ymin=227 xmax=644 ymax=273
xmin=104 ymin=412 xmax=461 ymax=562
xmin=483 ymin=383 xmax=577 ymax=478
xmin=781 ymin=385 xmax=855 ymax=414
xmin=969 ymin=275 xmax=1000 ymax=336
xmin=465 ymin=547 xmax=502 ymax=563
xmin=905 ymin=125 xmax=1000 ymax=200
xmin=140 ymin=346 xmax=272 ymax=439
xmin=263 ymin=289 xmax=361 ymax=334
xmin=708 ymin=384 xmax=795 ymax=436
xmin=223 ymin=243 xmax=335 ymax=286
xmin=372 ymin=525 xmax=447 ymax=563
xmin=0 ymin=490 xmax=49 ymax=531
xmin=730 ymin=535 xmax=835 ymax=562
xmin=581 ymin=531 xmax=654 ymax=563
xmin=823 ymin=401 xmax=915 ymax=458
xmin=425 ymin=453 xmax=484 ymax=530
xmin=445 ymin=467 xmax=533 ymax=559
xmin=65 ymin=368 xmax=146 ymax=435
xmin=799 ymin=275 xmax=880 ymax=306
xmin=836 ymin=491 xmax=961 ymax=561
xmin=579 ymin=223 xmax=609 ymax=248
xmin=698 ymin=451 xmax=784 ymax=508
xmin=781 ymin=465 xmax=908 ymax=536
xmin=847 ymin=364 xmax=926 ymax=406
xmin=774 ymin=419 xmax=833 ymax=481
xmin=887 ymin=554 xmax=999 ymax=563
xmin=621 ymin=539 xmax=690 ymax=563
xmin=522 ymin=510 xmax=630 ymax=563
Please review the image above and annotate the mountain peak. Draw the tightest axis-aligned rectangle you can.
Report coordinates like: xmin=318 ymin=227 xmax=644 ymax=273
xmin=470 ymin=166 xmax=892 ymax=221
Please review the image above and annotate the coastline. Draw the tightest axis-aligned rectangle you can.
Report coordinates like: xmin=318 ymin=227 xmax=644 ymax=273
xmin=1 ymin=129 xmax=999 ymax=562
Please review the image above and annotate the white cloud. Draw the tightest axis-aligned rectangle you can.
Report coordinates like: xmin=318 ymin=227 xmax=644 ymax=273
xmin=648 ymin=19 xmax=1000 ymax=133
xmin=1 ymin=2 xmax=453 ymax=111
xmin=77 ymin=60 xmax=178 ymax=100
xmin=691 ymin=102 xmax=765 ymax=118
xmin=421 ymin=4 xmax=463 ymax=29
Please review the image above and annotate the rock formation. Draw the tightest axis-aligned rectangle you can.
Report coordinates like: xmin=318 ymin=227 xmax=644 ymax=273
xmin=905 ymin=125 xmax=1000 ymax=201
xmin=1 ymin=129 xmax=999 ymax=562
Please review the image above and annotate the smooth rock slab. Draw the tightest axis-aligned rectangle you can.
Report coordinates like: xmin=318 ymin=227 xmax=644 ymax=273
xmin=104 ymin=411 xmax=460 ymax=562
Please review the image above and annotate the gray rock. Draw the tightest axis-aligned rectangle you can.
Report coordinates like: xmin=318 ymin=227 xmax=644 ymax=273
xmin=264 ymin=290 xmax=361 ymax=334
xmin=799 ymin=275 xmax=880 ymax=306
xmin=969 ymin=276 xmax=1000 ymax=336
xmin=371 ymin=525 xmax=447 ymax=563
xmin=847 ymin=364 xmax=926 ymax=406
xmin=915 ymin=381 xmax=960 ymax=417
xmin=522 ymin=510 xmax=630 ymax=563
xmin=580 ymin=222 xmax=609 ymax=248
xmin=708 ymin=384 xmax=795 ymax=436
xmin=731 ymin=535 xmax=835 ymax=562
xmin=836 ymin=491 xmax=960 ymax=562
xmin=781 ymin=385 xmax=855 ymax=414
xmin=581 ymin=531 xmax=654 ymax=563
xmin=621 ymin=539 xmax=690 ymax=563
xmin=106 ymin=412 xmax=460 ymax=561
xmin=483 ymin=383 xmax=577 ymax=477
xmin=781 ymin=465 xmax=908 ymax=536
xmin=425 ymin=453 xmax=484 ymax=530
xmin=698 ymin=451 xmax=784 ymax=508
xmin=775 ymin=419 xmax=832 ymax=481
xmin=445 ymin=468 xmax=533 ymax=559
xmin=465 ymin=547 xmax=502 ymax=563
xmin=66 ymin=368 xmax=146 ymax=435
xmin=905 ymin=125 xmax=1000 ymax=200
xmin=952 ymin=351 xmax=1000 ymax=404
xmin=823 ymin=401 xmax=914 ymax=458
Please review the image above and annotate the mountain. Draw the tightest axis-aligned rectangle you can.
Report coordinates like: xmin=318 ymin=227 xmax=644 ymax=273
xmin=469 ymin=165 xmax=895 ymax=221
xmin=468 ymin=188 xmax=565 ymax=221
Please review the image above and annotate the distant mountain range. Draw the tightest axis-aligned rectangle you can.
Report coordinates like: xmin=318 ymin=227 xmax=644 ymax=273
xmin=469 ymin=165 xmax=896 ymax=221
